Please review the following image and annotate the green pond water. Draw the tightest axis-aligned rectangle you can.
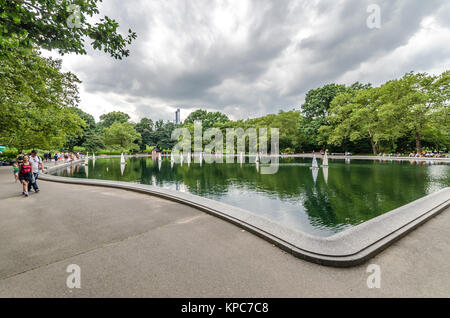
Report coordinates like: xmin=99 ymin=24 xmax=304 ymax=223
xmin=55 ymin=157 xmax=450 ymax=237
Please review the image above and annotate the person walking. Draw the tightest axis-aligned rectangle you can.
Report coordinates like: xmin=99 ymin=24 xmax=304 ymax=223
xmin=28 ymin=150 xmax=43 ymax=193
xmin=19 ymin=156 xmax=33 ymax=197
xmin=12 ymin=161 xmax=19 ymax=182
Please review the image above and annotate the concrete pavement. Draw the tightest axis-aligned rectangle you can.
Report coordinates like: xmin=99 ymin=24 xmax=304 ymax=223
xmin=0 ymin=166 xmax=449 ymax=297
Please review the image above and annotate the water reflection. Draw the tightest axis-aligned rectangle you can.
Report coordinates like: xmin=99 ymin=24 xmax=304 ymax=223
xmin=323 ymin=166 xmax=328 ymax=184
xmin=56 ymin=157 xmax=450 ymax=237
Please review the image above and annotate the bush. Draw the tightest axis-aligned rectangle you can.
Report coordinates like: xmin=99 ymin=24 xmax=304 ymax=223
xmin=73 ymin=146 xmax=87 ymax=153
xmin=142 ymin=145 xmax=155 ymax=154
xmin=0 ymin=148 xmax=19 ymax=161
xmin=97 ymin=150 xmax=123 ymax=156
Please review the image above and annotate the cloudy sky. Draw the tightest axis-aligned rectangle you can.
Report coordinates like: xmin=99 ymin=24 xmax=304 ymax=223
xmin=48 ymin=0 xmax=450 ymax=123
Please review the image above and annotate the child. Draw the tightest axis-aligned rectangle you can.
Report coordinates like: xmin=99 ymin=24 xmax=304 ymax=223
xmin=19 ymin=156 xmax=33 ymax=197
xmin=12 ymin=161 xmax=19 ymax=182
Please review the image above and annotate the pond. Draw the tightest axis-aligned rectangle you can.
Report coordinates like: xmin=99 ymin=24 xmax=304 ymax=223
xmin=54 ymin=157 xmax=450 ymax=237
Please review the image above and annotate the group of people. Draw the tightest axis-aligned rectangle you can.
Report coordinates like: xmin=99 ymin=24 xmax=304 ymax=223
xmin=13 ymin=150 xmax=44 ymax=197
xmin=408 ymin=152 xmax=447 ymax=158
xmin=12 ymin=150 xmax=82 ymax=197
xmin=48 ymin=152 xmax=81 ymax=162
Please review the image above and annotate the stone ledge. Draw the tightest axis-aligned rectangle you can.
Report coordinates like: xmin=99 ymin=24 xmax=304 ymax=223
xmin=40 ymin=158 xmax=450 ymax=267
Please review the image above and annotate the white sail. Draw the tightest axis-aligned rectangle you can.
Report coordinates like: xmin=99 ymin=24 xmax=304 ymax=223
xmin=120 ymin=162 xmax=125 ymax=176
xmin=92 ymin=153 xmax=96 ymax=160
xmin=322 ymin=152 xmax=329 ymax=166
xmin=84 ymin=152 xmax=89 ymax=165
xmin=312 ymin=155 xmax=319 ymax=168
xmin=323 ymin=166 xmax=328 ymax=184
xmin=312 ymin=167 xmax=318 ymax=183
xmin=158 ymin=159 xmax=162 ymax=171
xmin=120 ymin=152 xmax=126 ymax=165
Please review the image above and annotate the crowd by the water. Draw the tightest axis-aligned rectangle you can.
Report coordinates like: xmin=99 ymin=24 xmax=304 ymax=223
xmin=13 ymin=151 xmax=81 ymax=197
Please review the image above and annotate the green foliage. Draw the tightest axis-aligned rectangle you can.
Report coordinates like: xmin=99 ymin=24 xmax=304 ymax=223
xmin=321 ymin=71 xmax=449 ymax=154
xmin=64 ymin=107 xmax=96 ymax=150
xmin=0 ymin=147 xmax=19 ymax=161
xmin=301 ymin=84 xmax=347 ymax=119
xmin=0 ymin=0 xmax=137 ymax=153
xmin=82 ymin=133 xmax=105 ymax=152
xmin=184 ymin=109 xmax=229 ymax=129
xmin=98 ymin=111 xmax=131 ymax=130
xmin=135 ymin=118 xmax=154 ymax=150
xmin=212 ymin=110 xmax=304 ymax=153
xmin=0 ymin=0 xmax=137 ymax=59
xmin=299 ymin=82 xmax=371 ymax=148
xmin=0 ymin=47 xmax=85 ymax=150
xmin=96 ymin=150 xmax=124 ymax=156
xmin=103 ymin=121 xmax=141 ymax=152
xmin=145 ymin=121 xmax=177 ymax=150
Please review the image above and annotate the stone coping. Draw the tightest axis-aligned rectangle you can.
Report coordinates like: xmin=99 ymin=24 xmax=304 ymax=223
xmin=40 ymin=158 xmax=450 ymax=267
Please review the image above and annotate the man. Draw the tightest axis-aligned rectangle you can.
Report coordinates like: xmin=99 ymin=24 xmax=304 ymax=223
xmin=28 ymin=150 xmax=44 ymax=193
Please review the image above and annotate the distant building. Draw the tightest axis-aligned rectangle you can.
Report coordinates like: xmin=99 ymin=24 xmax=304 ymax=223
xmin=175 ymin=108 xmax=181 ymax=125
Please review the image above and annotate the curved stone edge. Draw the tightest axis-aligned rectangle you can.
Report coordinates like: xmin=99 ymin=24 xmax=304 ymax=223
xmin=41 ymin=159 xmax=450 ymax=267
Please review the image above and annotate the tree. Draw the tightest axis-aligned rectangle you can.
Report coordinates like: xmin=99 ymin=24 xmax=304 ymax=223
xmin=184 ymin=109 xmax=229 ymax=129
xmin=0 ymin=48 xmax=84 ymax=150
xmin=103 ymin=121 xmax=141 ymax=151
xmin=0 ymin=0 xmax=137 ymax=59
xmin=147 ymin=121 xmax=177 ymax=150
xmin=320 ymin=72 xmax=449 ymax=154
xmin=82 ymin=133 xmax=105 ymax=152
xmin=135 ymin=118 xmax=154 ymax=134
xmin=135 ymin=117 xmax=154 ymax=150
xmin=322 ymin=89 xmax=384 ymax=155
xmin=378 ymin=72 xmax=449 ymax=153
xmin=64 ymin=107 xmax=96 ymax=150
xmin=98 ymin=111 xmax=130 ymax=129
xmin=301 ymin=84 xmax=347 ymax=119
xmin=300 ymin=83 xmax=371 ymax=149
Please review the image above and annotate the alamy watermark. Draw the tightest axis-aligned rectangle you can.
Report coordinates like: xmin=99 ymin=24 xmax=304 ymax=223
xmin=66 ymin=264 xmax=81 ymax=289
xmin=171 ymin=121 xmax=280 ymax=174
xmin=367 ymin=4 xmax=381 ymax=29
xmin=366 ymin=264 xmax=381 ymax=289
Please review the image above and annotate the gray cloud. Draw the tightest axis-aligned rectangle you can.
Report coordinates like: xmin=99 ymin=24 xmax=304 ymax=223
xmin=60 ymin=0 xmax=450 ymax=122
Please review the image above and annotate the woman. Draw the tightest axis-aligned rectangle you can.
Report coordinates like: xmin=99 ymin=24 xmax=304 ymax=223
xmin=19 ymin=155 xmax=33 ymax=197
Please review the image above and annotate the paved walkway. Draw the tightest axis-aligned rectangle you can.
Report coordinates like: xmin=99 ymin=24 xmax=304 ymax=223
xmin=0 ymin=166 xmax=449 ymax=297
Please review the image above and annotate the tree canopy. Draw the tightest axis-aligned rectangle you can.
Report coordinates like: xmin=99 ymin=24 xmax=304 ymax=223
xmin=103 ymin=121 xmax=141 ymax=152
xmin=0 ymin=0 xmax=137 ymax=59
xmin=0 ymin=0 xmax=137 ymax=153
xmin=98 ymin=111 xmax=131 ymax=129
xmin=321 ymin=72 xmax=449 ymax=154
xmin=184 ymin=109 xmax=229 ymax=129
xmin=0 ymin=48 xmax=84 ymax=150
